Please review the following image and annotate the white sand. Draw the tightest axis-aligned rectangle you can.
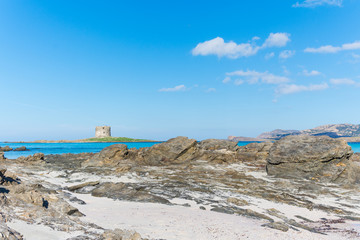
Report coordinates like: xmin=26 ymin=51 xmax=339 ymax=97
xmin=7 ymin=219 xmax=83 ymax=240
xmin=70 ymin=192 xmax=355 ymax=240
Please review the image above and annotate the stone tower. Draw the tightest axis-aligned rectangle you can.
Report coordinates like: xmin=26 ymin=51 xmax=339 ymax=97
xmin=95 ymin=126 xmax=111 ymax=138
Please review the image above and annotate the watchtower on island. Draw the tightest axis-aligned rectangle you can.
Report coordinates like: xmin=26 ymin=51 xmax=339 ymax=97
xmin=95 ymin=126 xmax=111 ymax=138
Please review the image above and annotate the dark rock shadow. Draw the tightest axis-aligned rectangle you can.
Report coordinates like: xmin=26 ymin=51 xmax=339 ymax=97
xmin=42 ymin=198 xmax=49 ymax=209
xmin=3 ymin=176 xmax=21 ymax=185
xmin=0 ymin=187 xmax=9 ymax=194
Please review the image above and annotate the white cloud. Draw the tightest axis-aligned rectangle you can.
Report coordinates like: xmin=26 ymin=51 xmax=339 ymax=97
xmin=205 ymin=88 xmax=216 ymax=92
xmin=265 ymin=52 xmax=275 ymax=60
xmin=192 ymin=32 xmax=290 ymax=59
xmin=222 ymin=76 xmax=231 ymax=84
xmin=302 ymin=69 xmax=322 ymax=76
xmin=305 ymin=41 xmax=360 ymax=53
xmin=226 ymin=70 xmax=289 ymax=84
xmin=279 ymin=50 xmax=296 ymax=59
xmin=342 ymin=42 xmax=360 ymax=50
xmin=276 ymin=83 xmax=329 ymax=95
xmin=158 ymin=85 xmax=186 ymax=92
xmin=234 ymin=79 xmax=245 ymax=85
xmin=330 ymin=78 xmax=358 ymax=85
xmin=262 ymin=33 xmax=291 ymax=48
xmin=191 ymin=37 xmax=259 ymax=58
xmin=293 ymin=0 xmax=343 ymax=8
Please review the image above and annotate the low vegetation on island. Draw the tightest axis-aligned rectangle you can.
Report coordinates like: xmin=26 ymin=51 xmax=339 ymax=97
xmin=85 ymin=137 xmax=155 ymax=142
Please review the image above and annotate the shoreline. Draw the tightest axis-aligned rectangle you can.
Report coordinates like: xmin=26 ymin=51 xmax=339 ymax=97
xmin=1 ymin=136 xmax=360 ymax=239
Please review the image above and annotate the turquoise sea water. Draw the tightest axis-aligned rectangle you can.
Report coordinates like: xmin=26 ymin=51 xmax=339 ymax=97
xmin=1 ymin=141 xmax=359 ymax=159
xmin=0 ymin=142 xmax=162 ymax=159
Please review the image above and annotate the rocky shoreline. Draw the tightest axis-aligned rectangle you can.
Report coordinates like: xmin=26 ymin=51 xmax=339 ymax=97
xmin=1 ymin=135 xmax=360 ymax=239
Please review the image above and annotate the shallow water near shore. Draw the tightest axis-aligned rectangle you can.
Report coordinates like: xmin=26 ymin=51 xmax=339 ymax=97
xmin=1 ymin=141 xmax=360 ymax=159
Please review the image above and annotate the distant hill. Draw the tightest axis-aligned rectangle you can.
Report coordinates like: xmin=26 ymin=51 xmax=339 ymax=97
xmin=229 ymin=124 xmax=360 ymax=142
xmin=257 ymin=124 xmax=360 ymax=140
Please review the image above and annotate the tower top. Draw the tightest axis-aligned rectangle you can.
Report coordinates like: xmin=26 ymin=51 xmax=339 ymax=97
xmin=95 ymin=126 xmax=111 ymax=138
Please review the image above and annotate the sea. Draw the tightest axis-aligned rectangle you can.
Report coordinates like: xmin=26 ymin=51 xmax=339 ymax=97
xmin=1 ymin=141 xmax=360 ymax=159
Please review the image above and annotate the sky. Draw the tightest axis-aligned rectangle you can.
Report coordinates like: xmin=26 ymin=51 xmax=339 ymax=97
xmin=0 ymin=0 xmax=360 ymax=141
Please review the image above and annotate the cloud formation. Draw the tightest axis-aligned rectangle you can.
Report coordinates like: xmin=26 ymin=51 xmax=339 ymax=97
xmin=330 ymin=78 xmax=359 ymax=86
xmin=205 ymin=88 xmax=216 ymax=92
xmin=226 ymin=70 xmax=290 ymax=84
xmin=192 ymin=33 xmax=290 ymax=59
xmin=302 ymin=69 xmax=322 ymax=76
xmin=279 ymin=50 xmax=296 ymax=59
xmin=305 ymin=41 xmax=360 ymax=53
xmin=158 ymin=85 xmax=186 ymax=92
xmin=276 ymin=83 xmax=329 ymax=95
xmin=293 ymin=0 xmax=343 ymax=8
xmin=265 ymin=52 xmax=275 ymax=60
xmin=262 ymin=33 xmax=291 ymax=48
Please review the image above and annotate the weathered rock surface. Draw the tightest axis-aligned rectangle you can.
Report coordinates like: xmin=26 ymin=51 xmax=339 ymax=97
xmin=45 ymin=152 xmax=94 ymax=169
xmin=0 ymin=152 xmax=6 ymax=160
xmin=101 ymin=228 xmax=142 ymax=240
xmin=193 ymin=139 xmax=239 ymax=164
xmin=16 ymin=153 xmax=45 ymax=164
xmin=0 ymin=146 xmax=13 ymax=152
xmin=137 ymin=136 xmax=197 ymax=165
xmin=266 ymin=135 xmax=355 ymax=183
xmin=13 ymin=147 xmax=29 ymax=152
xmin=82 ymin=137 xmax=243 ymax=167
xmin=91 ymin=182 xmax=170 ymax=204
xmin=237 ymin=142 xmax=273 ymax=165
xmin=0 ymin=222 xmax=23 ymax=240
xmin=82 ymin=144 xmax=129 ymax=167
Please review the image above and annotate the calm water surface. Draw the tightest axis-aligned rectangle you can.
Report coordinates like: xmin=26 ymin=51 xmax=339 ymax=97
xmin=1 ymin=141 xmax=359 ymax=159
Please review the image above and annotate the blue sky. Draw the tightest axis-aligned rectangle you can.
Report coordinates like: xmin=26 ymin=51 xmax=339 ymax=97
xmin=0 ymin=0 xmax=360 ymax=141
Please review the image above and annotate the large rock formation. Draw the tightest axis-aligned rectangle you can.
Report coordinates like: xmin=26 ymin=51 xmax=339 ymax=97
xmin=0 ymin=152 xmax=6 ymax=161
xmin=137 ymin=136 xmax=198 ymax=165
xmin=82 ymin=137 xmax=242 ymax=167
xmin=237 ymin=142 xmax=273 ymax=165
xmin=17 ymin=153 xmax=45 ymax=164
xmin=13 ymin=146 xmax=29 ymax=152
xmin=266 ymin=135 xmax=356 ymax=183
xmin=82 ymin=144 xmax=129 ymax=167
xmin=0 ymin=146 xmax=13 ymax=152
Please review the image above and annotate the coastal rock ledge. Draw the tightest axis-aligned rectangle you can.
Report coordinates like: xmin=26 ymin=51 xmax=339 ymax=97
xmin=266 ymin=135 xmax=358 ymax=183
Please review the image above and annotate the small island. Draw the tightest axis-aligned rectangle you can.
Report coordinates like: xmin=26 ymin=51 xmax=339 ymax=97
xmin=8 ymin=126 xmax=157 ymax=143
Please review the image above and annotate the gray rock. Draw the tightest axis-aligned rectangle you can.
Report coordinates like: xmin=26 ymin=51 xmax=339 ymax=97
xmin=101 ymin=228 xmax=142 ymax=240
xmin=0 ymin=146 xmax=13 ymax=152
xmin=13 ymin=147 xmax=29 ymax=152
xmin=0 ymin=169 xmax=6 ymax=185
xmin=82 ymin=144 xmax=129 ymax=167
xmin=197 ymin=139 xmax=238 ymax=151
xmin=91 ymin=182 xmax=170 ymax=204
xmin=266 ymin=135 xmax=355 ymax=183
xmin=16 ymin=153 xmax=45 ymax=164
xmin=262 ymin=221 xmax=289 ymax=232
xmin=237 ymin=142 xmax=273 ymax=164
xmin=194 ymin=139 xmax=239 ymax=164
xmin=138 ymin=136 xmax=197 ymax=165
xmin=0 ymin=222 xmax=23 ymax=240
xmin=67 ymin=181 xmax=100 ymax=192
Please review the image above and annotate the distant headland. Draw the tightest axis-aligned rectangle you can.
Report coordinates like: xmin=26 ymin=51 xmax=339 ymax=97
xmin=229 ymin=123 xmax=360 ymax=142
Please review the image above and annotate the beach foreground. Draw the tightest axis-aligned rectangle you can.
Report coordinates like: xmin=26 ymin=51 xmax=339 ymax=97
xmin=1 ymin=135 xmax=360 ymax=239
